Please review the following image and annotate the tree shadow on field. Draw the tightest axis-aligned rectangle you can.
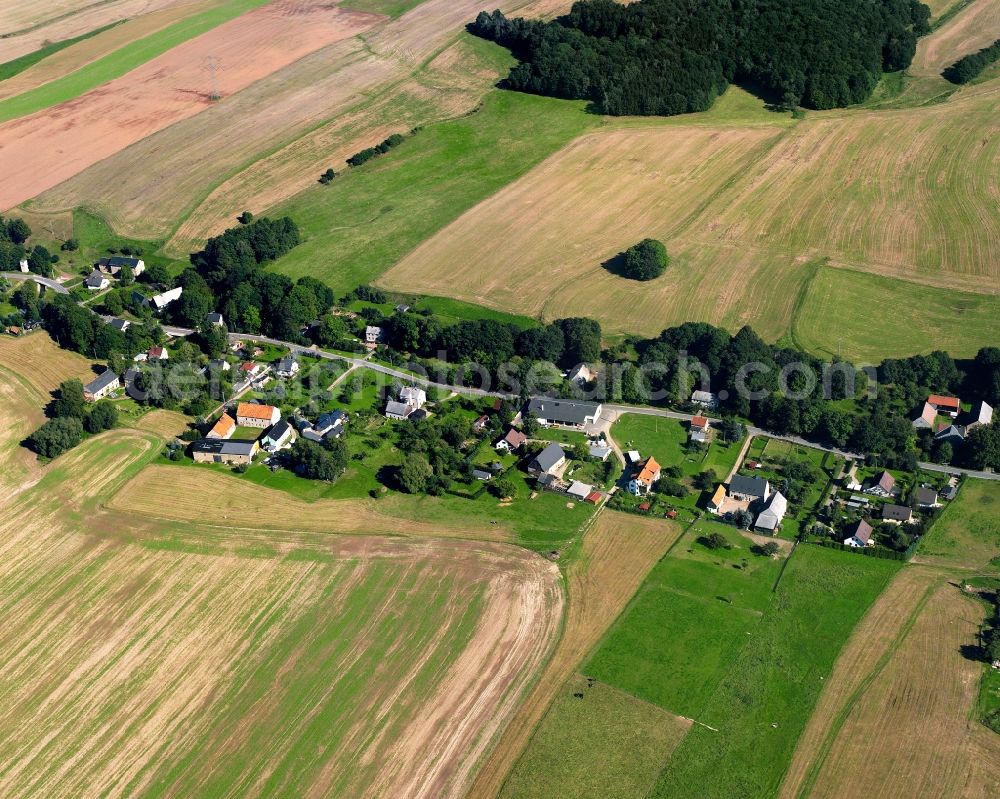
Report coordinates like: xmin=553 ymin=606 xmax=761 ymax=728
xmin=601 ymin=251 xmax=631 ymax=279
xmin=959 ymin=643 xmax=986 ymax=662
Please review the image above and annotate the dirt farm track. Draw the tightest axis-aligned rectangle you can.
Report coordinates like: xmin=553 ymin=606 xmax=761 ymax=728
xmin=0 ymin=0 xmax=383 ymax=212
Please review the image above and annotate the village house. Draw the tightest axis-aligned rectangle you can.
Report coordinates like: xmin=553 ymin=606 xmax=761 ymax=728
xmin=303 ymin=410 xmax=347 ymax=441
xmin=529 ymin=443 xmax=567 ymax=476
xmin=927 ymin=394 xmax=961 ymax=418
xmin=236 ymin=402 xmax=280 ymax=428
xmin=753 ymin=491 xmax=787 ymax=534
xmin=98 ymin=256 xmax=145 ymax=276
xmin=588 ymin=442 xmax=612 ymax=461
xmin=914 ymin=486 xmax=938 ymax=508
xmin=864 ymin=470 xmax=895 ymax=497
xmin=472 ymin=414 xmax=490 ymax=434
xmin=567 ymin=481 xmax=593 ymax=500
xmin=728 ymin=474 xmax=770 ymax=503
xmin=472 ymin=469 xmax=492 ymax=481
xmin=881 ymin=503 xmax=913 ymax=523
xmin=567 ymin=363 xmax=596 ymax=386
xmin=261 ymin=419 xmax=294 ymax=452
xmin=239 ymin=361 xmax=264 ymax=380
xmin=690 ymin=390 xmax=719 ymax=410
xmin=206 ymin=312 xmax=225 ymax=327
xmin=83 ymin=369 xmax=120 ymax=401
xmin=934 ymin=423 xmax=966 ymax=447
xmin=109 ymin=318 xmax=130 ymax=332
xmin=85 ymin=270 xmax=109 ymax=291
xmin=911 ymin=401 xmax=936 ymax=429
xmin=191 ymin=438 xmax=258 ymax=465
xmin=146 ymin=287 xmax=183 ymax=313
xmin=275 ymin=355 xmax=299 ymax=378
xmin=495 ymin=428 xmax=527 ymax=453
xmin=147 ymin=345 xmax=168 ymax=361
xmin=963 ymin=400 xmax=993 ymax=431
xmin=526 ymin=397 xmax=602 ymax=428
xmin=400 ymin=386 xmax=427 ymax=409
xmin=386 ymin=386 xmax=427 ymax=420
xmin=707 ymin=484 xmax=727 ymax=514
xmin=843 ymin=519 xmax=874 ymax=548
xmin=206 ymin=413 xmax=236 ymax=440
xmin=364 ymin=326 xmax=383 ymax=346
xmin=689 ymin=415 xmax=710 ymax=444
xmin=18 ymin=258 xmax=29 ymax=273
xmin=628 ymin=456 xmax=661 ymax=496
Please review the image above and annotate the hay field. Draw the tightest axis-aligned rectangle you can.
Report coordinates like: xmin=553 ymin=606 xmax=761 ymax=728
xmin=466 ymin=511 xmax=683 ymax=799
xmin=914 ymin=479 xmax=1000 ymax=571
xmin=779 ymin=578 xmax=1000 ymax=799
xmin=28 ymin=0 xmax=545 ymax=241
xmin=0 ymin=349 xmax=564 ymax=798
xmin=0 ymin=331 xmax=99 ymax=395
xmin=110 ymin=462 xmax=514 ymax=540
xmin=0 ymin=0 xmax=234 ymax=101
xmin=379 ymin=74 xmax=999 ymax=355
xmin=0 ymin=1 xmax=383 ymax=212
xmin=913 ymin=0 xmax=1000 ymax=75
xmin=792 ymin=266 xmax=1000 ymax=360
xmin=0 ymin=1 xmax=189 ymax=62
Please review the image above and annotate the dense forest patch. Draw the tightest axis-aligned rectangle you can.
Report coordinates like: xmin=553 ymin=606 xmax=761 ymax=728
xmin=470 ymin=0 xmax=931 ymax=115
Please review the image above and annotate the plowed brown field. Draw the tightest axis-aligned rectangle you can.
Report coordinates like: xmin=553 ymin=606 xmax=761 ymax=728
xmin=0 ymin=0 xmax=383 ymax=211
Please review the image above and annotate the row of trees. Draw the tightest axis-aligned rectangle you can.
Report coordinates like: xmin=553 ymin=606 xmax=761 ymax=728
xmin=469 ymin=0 xmax=930 ymax=115
xmin=943 ymin=38 xmax=1000 ymax=84
xmin=346 ymin=132 xmax=407 ymax=167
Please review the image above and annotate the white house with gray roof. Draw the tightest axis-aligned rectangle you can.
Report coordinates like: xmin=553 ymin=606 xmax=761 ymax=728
xmin=526 ymin=397 xmax=602 ymax=428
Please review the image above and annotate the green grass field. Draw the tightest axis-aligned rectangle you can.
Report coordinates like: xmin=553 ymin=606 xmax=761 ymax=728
xmin=343 ymin=0 xmax=429 ymax=17
xmin=0 ymin=0 xmax=272 ymax=123
xmin=499 ymin=674 xmax=689 ymax=799
xmin=915 ymin=479 xmax=1000 ymax=571
xmin=0 ymin=21 xmax=125 ymax=82
xmin=792 ymin=266 xmax=1000 ymax=361
xmin=270 ymin=89 xmax=596 ymax=295
xmin=585 ymin=523 xmax=781 ymax=718
xmin=650 ymin=545 xmax=899 ymax=799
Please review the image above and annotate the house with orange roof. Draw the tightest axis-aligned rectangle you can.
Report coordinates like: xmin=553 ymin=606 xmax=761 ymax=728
xmin=628 ymin=456 xmax=661 ymax=496
xmin=689 ymin=414 xmax=711 ymax=443
xmin=927 ymin=394 xmax=961 ymax=418
xmin=236 ymin=402 xmax=280 ymax=428
xmin=207 ymin=413 xmax=236 ymax=440
xmin=707 ymin=484 xmax=726 ymax=514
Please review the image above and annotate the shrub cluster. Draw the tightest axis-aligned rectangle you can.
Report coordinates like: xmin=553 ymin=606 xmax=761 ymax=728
xmin=943 ymin=38 xmax=1000 ymax=84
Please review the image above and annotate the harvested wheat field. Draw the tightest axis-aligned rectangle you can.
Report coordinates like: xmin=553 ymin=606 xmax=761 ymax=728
xmin=165 ymin=31 xmax=513 ymax=254
xmin=0 ymin=415 xmax=563 ymax=798
xmin=381 ymin=82 xmax=999 ymax=350
xmin=467 ymin=510 xmax=683 ymax=799
xmin=381 ymin=124 xmax=790 ymax=337
xmin=0 ymin=0 xmax=235 ymax=101
xmin=0 ymin=0 xmax=190 ymax=62
xmin=110 ymin=462 xmax=515 ymax=540
xmin=779 ymin=575 xmax=1000 ymax=799
xmin=0 ymin=0 xmax=384 ymax=212
xmin=0 ymin=331 xmax=99 ymax=395
xmin=912 ymin=0 xmax=1000 ymax=76
xmin=28 ymin=0 xmax=548 ymax=243
xmin=0 ymin=364 xmax=48 ymax=498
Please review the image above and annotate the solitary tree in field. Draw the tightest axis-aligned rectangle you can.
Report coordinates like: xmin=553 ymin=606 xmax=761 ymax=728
xmin=621 ymin=238 xmax=669 ymax=281
xmin=703 ymin=531 xmax=730 ymax=550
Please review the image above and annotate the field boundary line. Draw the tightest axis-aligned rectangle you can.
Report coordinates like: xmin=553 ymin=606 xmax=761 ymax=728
xmin=788 ymin=576 xmax=941 ymax=799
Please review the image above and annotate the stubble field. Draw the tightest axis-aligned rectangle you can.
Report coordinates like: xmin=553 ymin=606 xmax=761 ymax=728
xmin=0 ymin=336 xmax=565 ymax=799
xmin=379 ymin=75 xmax=999 ymax=357
xmin=0 ymin=0 xmax=383 ymax=211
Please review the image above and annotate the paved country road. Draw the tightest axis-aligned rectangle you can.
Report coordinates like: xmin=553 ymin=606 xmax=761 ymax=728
xmin=9 ymin=278 xmax=996 ymax=484
xmin=1 ymin=272 xmax=70 ymax=294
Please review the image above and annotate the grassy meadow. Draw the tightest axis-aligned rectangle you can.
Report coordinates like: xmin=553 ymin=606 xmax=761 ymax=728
xmin=649 ymin=545 xmax=900 ymax=798
xmin=270 ymin=89 xmax=596 ymax=295
xmin=499 ymin=674 xmax=690 ymax=799
xmin=914 ymin=479 xmax=1000 ymax=571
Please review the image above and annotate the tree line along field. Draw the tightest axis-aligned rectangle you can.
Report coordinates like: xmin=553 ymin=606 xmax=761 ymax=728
xmin=0 ymin=335 xmax=564 ymax=799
